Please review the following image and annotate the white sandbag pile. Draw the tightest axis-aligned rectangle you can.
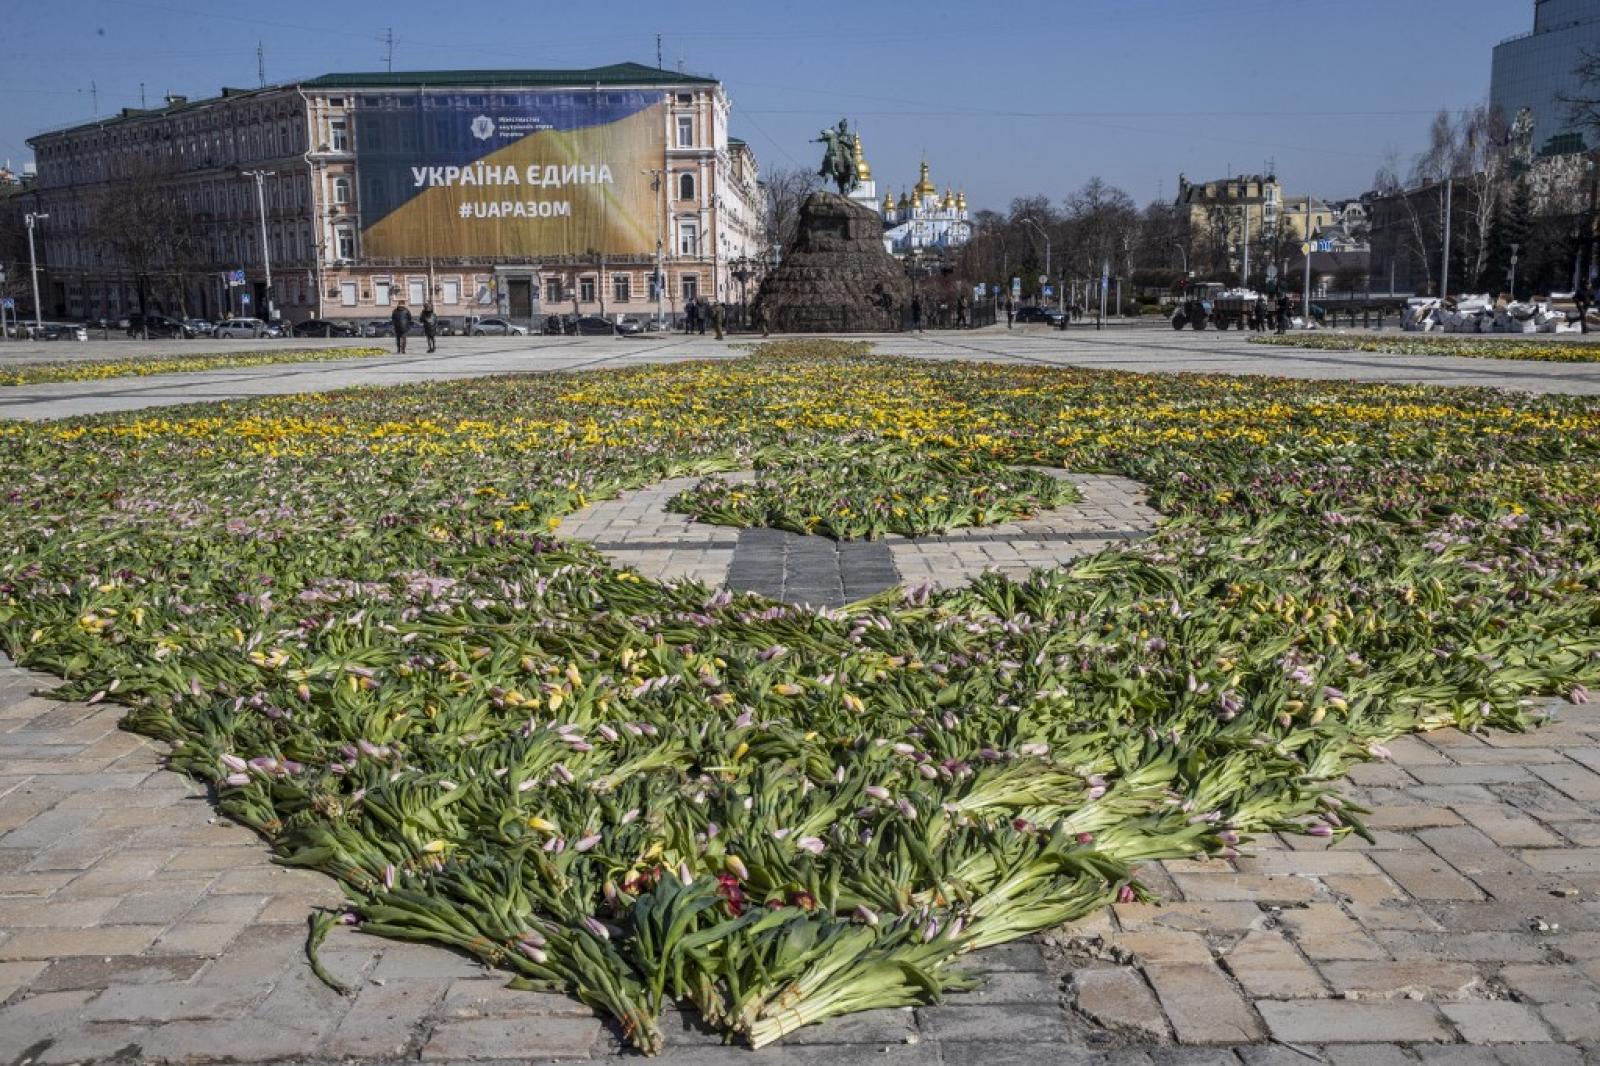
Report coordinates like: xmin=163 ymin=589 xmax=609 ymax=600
xmin=1403 ymin=294 xmax=1580 ymax=334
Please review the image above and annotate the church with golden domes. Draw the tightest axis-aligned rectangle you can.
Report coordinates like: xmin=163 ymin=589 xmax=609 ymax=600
xmin=845 ymin=133 xmax=971 ymax=259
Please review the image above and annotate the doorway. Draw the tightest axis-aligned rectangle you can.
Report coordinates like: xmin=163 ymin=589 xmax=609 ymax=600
xmin=508 ymin=278 xmax=533 ymax=320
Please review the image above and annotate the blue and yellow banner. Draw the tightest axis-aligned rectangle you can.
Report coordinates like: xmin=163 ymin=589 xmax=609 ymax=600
xmin=354 ymin=90 xmax=667 ymax=258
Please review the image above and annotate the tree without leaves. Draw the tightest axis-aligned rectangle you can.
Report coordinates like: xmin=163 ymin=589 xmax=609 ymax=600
xmin=759 ymin=167 xmax=821 ymax=267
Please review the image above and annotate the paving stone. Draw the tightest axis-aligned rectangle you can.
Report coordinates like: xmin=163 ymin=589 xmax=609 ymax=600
xmin=1316 ymin=960 xmax=1482 ymax=1000
xmin=1221 ymin=930 xmax=1326 ymax=999
xmin=0 ymin=923 xmax=164 ymax=960
xmin=1255 ymin=999 xmax=1450 ymax=1043
xmin=1369 ymin=850 xmax=1486 ymax=901
xmin=1109 ymin=930 xmax=1217 ymax=965
xmin=1069 ymin=966 xmax=1168 ymax=1041
xmin=1168 ymin=874 xmax=1320 ymax=904
xmin=1374 ymin=931 xmax=1546 ymax=963
xmin=419 ymin=1014 xmax=603 ymax=1060
xmin=442 ymin=976 xmax=597 ymax=1018
xmin=1537 ymin=1000 xmax=1600 ymax=1041
xmin=1441 ymin=1000 xmax=1553 ymax=1043
xmin=31 ymin=953 xmax=209 ymax=991
xmin=0 ymin=958 xmax=46 ymax=1000
xmin=1114 ymin=902 xmax=1266 ymax=934
xmin=1453 ymin=805 xmax=1565 ymax=848
xmin=916 ymin=1001 xmax=1071 ymax=1042
xmin=136 ymin=1016 xmax=333 ymax=1062
xmin=784 ymin=1006 xmax=917 ymax=1044
xmin=1321 ymin=1046 xmax=1417 ymax=1066
xmin=1144 ymin=962 xmax=1263 ymax=1044
xmin=1499 ymin=962 xmax=1597 ymax=1004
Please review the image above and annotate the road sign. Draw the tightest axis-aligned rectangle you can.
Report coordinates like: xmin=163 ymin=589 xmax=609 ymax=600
xmin=1037 ymin=274 xmax=1048 ymax=285
xmin=1042 ymin=285 xmax=1055 ymax=298
xmin=1010 ymin=277 xmax=1021 ymax=299
xmin=0 ymin=298 xmax=13 ymax=311
xmin=974 ymin=283 xmax=987 ymax=298
xmin=1100 ymin=276 xmax=1109 ymax=292
xmin=1300 ymin=242 xmax=1311 ymax=255
xmin=240 ymin=294 xmax=252 ymax=305
xmin=228 ymin=269 xmax=246 ymax=287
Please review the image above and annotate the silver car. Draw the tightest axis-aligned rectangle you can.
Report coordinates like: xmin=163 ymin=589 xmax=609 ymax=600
xmin=468 ymin=316 xmax=528 ymax=336
xmin=214 ymin=317 xmax=266 ymax=339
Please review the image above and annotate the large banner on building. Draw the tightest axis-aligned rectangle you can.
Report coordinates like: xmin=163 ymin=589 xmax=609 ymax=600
xmin=353 ymin=90 xmax=666 ymax=259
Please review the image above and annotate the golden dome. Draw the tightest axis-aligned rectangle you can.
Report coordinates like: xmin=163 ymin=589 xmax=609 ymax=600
xmin=942 ymin=187 xmax=955 ymax=209
xmin=913 ymin=160 xmax=936 ymax=200
xmin=853 ymin=132 xmax=872 ymax=181
xmin=897 ymin=189 xmax=911 ymax=209
xmin=882 ymin=190 xmax=895 ymax=214
xmin=956 ymin=189 xmax=967 ymax=211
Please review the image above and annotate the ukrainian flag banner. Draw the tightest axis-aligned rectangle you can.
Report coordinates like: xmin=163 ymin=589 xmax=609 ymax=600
xmin=354 ymin=90 xmax=668 ymax=259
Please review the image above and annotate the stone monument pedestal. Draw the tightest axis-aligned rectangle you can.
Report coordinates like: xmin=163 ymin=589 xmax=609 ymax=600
xmin=755 ymin=191 xmax=910 ymax=333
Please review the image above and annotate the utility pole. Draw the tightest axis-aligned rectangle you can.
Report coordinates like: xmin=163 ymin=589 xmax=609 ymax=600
xmin=1509 ymin=242 xmax=1520 ymax=300
xmin=382 ymin=28 xmax=395 ymax=73
xmin=1020 ymin=216 xmax=1050 ymax=306
xmin=1440 ymin=177 xmax=1453 ymax=300
xmin=25 ymin=212 xmax=48 ymax=331
xmin=257 ymin=42 xmax=266 ymax=88
xmin=1241 ymin=206 xmax=1250 ymax=285
xmin=644 ymin=169 xmax=666 ymax=327
xmin=656 ymin=33 xmax=664 ymax=70
xmin=241 ymin=170 xmax=275 ymax=321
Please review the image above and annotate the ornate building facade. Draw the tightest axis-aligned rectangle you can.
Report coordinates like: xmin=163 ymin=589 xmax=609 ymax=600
xmin=881 ymin=160 xmax=970 ymax=257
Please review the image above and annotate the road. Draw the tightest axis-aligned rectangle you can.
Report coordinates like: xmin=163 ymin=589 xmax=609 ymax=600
xmin=4 ymin=324 xmax=1600 ymax=421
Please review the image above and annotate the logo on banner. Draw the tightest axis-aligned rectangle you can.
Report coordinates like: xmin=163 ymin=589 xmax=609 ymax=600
xmin=470 ymin=115 xmax=496 ymax=140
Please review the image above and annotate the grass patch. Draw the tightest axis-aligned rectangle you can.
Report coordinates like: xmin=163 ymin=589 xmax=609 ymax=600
xmin=1248 ymin=332 xmax=1600 ymax=362
xmin=0 ymin=346 xmax=388 ymax=386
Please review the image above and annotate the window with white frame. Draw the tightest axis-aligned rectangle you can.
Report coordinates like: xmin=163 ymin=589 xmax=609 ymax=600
xmin=613 ymin=274 xmax=630 ymax=303
xmin=340 ymin=281 xmax=357 ymax=306
xmin=408 ymin=279 xmax=426 ymax=305
xmin=441 ymin=279 xmax=459 ymax=305
xmin=678 ymin=172 xmax=695 ymax=201
xmin=330 ymin=120 xmax=348 ymax=152
xmin=680 ymin=275 xmax=698 ymax=302
xmin=678 ymin=221 xmax=698 ymax=256
xmin=373 ymin=280 xmax=391 ymax=306
xmin=335 ymin=227 xmax=354 ymax=260
xmin=676 ymin=116 xmax=693 ymax=147
xmin=545 ymin=277 xmax=563 ymax=304
xmin=332 ymin=176 xmax=351 ymax=205
xmin=579 ymin=276 xmax=596 ymax=303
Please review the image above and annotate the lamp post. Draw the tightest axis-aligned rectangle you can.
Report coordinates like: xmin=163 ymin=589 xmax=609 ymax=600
xmin=1509 ymin=242 xmax=1520 ymax=301
xmin=241 ymin=169 xmax=275 ymax=321
xmin=1020 ymin=216 xmax=1051 ymax=307
xmin=730 ymin=255 xmax=753 ymax=328
xmin=24 ymin=211 xmax=48 ymax=331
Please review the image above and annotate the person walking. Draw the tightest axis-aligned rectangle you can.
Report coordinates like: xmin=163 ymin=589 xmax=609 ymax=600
xmin=390 ymin=301 xmax=412 ymax=353
xmin=420 ymin=302 xmax=438 ymax=353
xmin=697 ymin=297 xmax=708 ymax=335
xmin=1275 ymin=293 xmax=1291 ymax=335
xmin=684 ymin=301 xmax=697 ymax=335
xmin=710 ymin=300 xmax=726 ymax=340
xmin=956 ymin=295 xmax=968 ymax=328
xmin=751 ymin=301 xmax=769 ymax=337
xmin=911 ymin=295 xmax=923 ymax=333
xmin=1005 ymin=298 xmax=1014 ymax=329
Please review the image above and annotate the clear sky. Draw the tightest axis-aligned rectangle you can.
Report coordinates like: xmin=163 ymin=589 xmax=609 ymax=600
xmin=4 ymin=0 xmax=1531 ymax=211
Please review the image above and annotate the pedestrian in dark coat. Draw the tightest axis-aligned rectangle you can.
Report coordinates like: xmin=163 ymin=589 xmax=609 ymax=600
xmin=684 ymin=301 xmax=698 ymax=334
xmin=911 ymin=295 xmax=923 ymax=332
xmin=1275 ymin=294 xmax=1291 ymax=335
xmin=420 ymin=303 xmax=438 ymax=352
xmin=391 ymin=303 xmax=412 ymax=353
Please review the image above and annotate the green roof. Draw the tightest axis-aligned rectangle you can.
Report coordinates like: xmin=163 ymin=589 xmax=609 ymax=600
xmin=303 ymin=63 xmax=716 ymax=89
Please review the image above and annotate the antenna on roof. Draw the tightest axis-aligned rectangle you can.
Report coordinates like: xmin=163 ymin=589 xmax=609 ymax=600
xmin=383 ymin=28 xmax=395 ymax=73
xmin=656 ymin=33 xmax=663 ymax=70
xmin=257 ymin=42 xmax=265 ymax=87
xmin=90 ymin=80 xmax=98 ymax=118
xmin=139 ymin=82 xmax=146 ymax=108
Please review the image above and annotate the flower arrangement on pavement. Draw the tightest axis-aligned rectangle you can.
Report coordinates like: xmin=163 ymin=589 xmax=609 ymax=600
xmin=1 ymin=340 xmax=1598 ymax=1052
xmin=0 ymin=347 xmax=387 ymax=387
xmin=1249 ymin=332 xmax=1600 ymax=363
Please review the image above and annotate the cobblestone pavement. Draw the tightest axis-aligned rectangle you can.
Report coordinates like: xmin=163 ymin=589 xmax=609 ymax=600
xmin=555 ymin=471 xmax=1159 ymax=606
xmin=9 ymin=325 xmax=1600 ymax=421
xmin=10 ymin=657 xmax=1600 ymax=1061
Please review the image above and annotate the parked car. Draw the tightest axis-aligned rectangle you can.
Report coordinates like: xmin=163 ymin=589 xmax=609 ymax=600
xmin=184 ymin=318 xmax=216 ymax=337
xmin=125 ymin=313 xmax=194 ymax=339
xmin=214 ymin=317 xmax=267 ymax=339
xmin=291 ymin=318 xmax=360 ymax=338
xmin=28 ymin=321 xmax=89 ymax=342
xmin=360 ymin=318 xmax=394 ymax=338
xmin=467 ymin=316 xmax=528 ymax=336
xmin=431 ymin=317 xmax=456 ymax=336
xmin=572 ymin=316 xmax=622 ymax=336
xmin=1014 ymin=306 xmax=1060 ymax=325
xmin=614 ymin=316 xmax=644 ymax=336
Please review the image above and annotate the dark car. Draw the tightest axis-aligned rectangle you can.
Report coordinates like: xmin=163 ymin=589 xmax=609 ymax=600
xmin=614 ymin=316 xmax=644 ymax=336
xmin=291 ymin=319 xmax=360 ymax=338
xmin=573 ymin=316 xmax=621 ymax=336
xmin=126 ymin=313 xmax=194 ymax=339
xmin=1014 ymin=306 xmax=1063 ymax=325
xmin=29 ymin=321 xmax=89 ymax=342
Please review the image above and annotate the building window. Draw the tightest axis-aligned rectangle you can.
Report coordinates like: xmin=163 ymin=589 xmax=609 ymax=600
xmin=676 ymin=92 xmax=693 ymax=105
xmin=579 ymin=276 xmax=596 ymax=303
xmin=679 ymin=221 xmax=699 ymax=257
xmin=330 ymin=120 xmax=348 ymax=152
xmin=335 ymin=227 xmax=354 ymax=260
xmin=408 ymin=278 xmax=426 ymax=305
xmin=545 ymin=278 xmax=563 ymax=304
xmin=681 ymin=275 xmax=698 ymax=302
xmin=676 ymin=116 xmax=693 ymax=147
xmin=441 ymin=279 xmax=460 ymax=305
xmin=340 ymin=281 xmax=357 ymax=307
xmin=332 ymin=177 xmax=351 ymax=205
xmin=613 ymin=274 xmax=630 ymax=303
xmin=678 ymin=172 xmax=695 ymax=201
xmin=374 ymin=280 xmax=391 ymax=306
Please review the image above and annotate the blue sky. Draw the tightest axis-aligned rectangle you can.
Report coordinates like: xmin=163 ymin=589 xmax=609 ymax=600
xmin=5 ymin=0 xmax=1529 ymax=210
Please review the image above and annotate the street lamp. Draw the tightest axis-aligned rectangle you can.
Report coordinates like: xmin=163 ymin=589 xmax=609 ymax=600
xmin=1020 ymin=216 xmax=1053 ymax=309
xmin=24 ymin=212 xmax=49 ymax=331
xmin=240 ymin=169 xmax=275 ymax=321
xmin=1509 ymin=242 xmax=1520 ymax=301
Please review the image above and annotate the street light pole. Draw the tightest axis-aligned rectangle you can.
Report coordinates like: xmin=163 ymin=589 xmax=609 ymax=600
xmin=241 ymin=170 xmax=276 ymax=321
xmin=1509 ymin=242 xmax=1520 ymax=300
xmin=1020 ymin=217 xmax=1051 ymax=307
xmin=25 ymin=212 xmax=49 ymax=331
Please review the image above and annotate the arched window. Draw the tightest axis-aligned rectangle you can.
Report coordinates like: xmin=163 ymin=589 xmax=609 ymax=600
xmin=332 ymin=176 xmax=351 ymax=205
xmin=678 ymin=172 xmax=695 ymax=201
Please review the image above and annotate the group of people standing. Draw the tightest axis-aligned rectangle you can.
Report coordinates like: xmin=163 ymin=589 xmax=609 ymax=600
xmin=389 ymin=302 xmax=438 ymax=354
xmin=681 ymin=297 xmax=731 ymax=340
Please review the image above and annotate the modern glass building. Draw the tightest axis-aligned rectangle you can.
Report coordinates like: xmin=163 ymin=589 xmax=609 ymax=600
xmin=1491 ymin=0 xmax=1600 ymax=156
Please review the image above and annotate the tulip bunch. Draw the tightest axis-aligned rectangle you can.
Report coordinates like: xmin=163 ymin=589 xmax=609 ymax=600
xmin=670 ymin=443 xmax=1077 ymax=540
xmin=3 ymin=341 xmax=1600 ymax=1052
